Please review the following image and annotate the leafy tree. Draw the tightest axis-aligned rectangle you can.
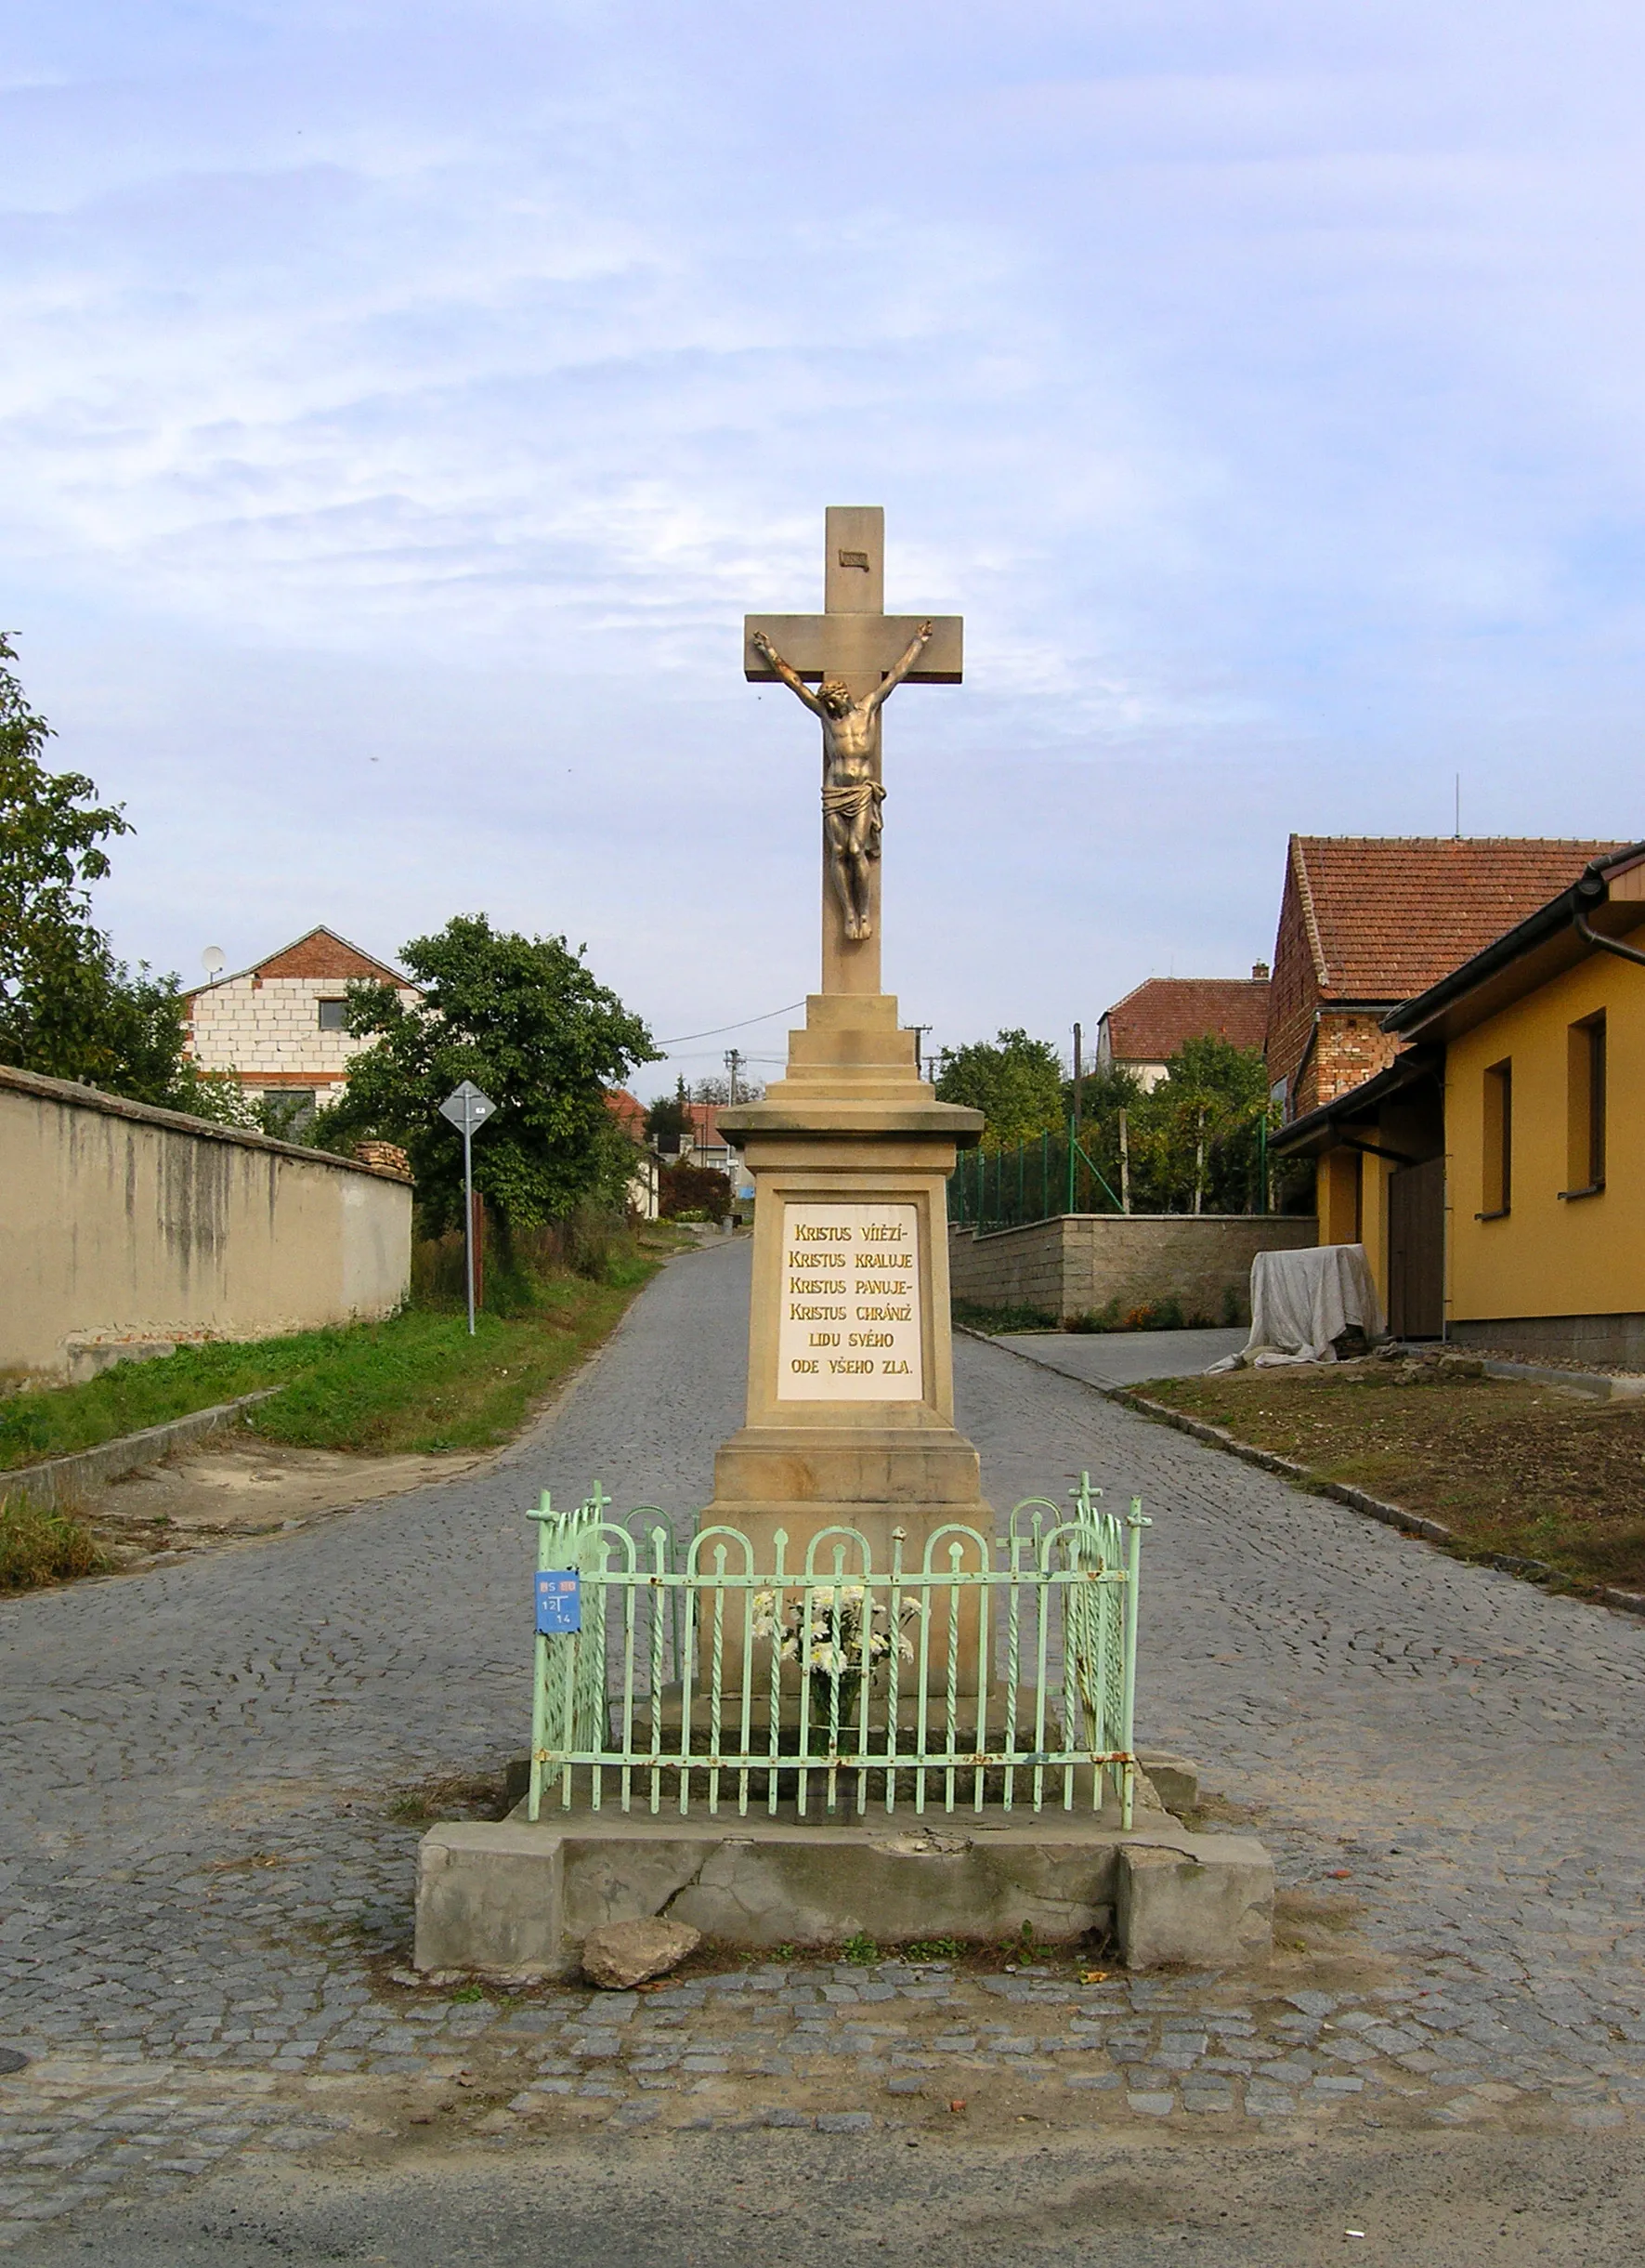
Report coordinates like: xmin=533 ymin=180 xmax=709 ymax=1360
xmin=0 ymin=634 xmax=129 ymax=966
xmin=313 ymin=913 xmax=657 ymax=1233
xmin=935 ymin=1028 xmax=1065 ymax=1150
xmin=686 ymin=1074 xmax=764 ymax=1106
xmin=0 ymin=633 xmax=244 ymax=1118
xmin=646 ymin=1082 xmax=690 ymax=1153
xmin=1071 ymin=1036 xmax=1277 ymax=1213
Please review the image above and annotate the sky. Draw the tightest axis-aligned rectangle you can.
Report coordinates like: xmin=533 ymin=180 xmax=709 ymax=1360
xmin=6 ymin=2 xmax=1645 ymax=1095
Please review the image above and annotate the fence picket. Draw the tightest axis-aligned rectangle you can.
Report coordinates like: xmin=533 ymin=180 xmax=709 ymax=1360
xmin=525 ymin=1477 xmax=1143 ymax=1827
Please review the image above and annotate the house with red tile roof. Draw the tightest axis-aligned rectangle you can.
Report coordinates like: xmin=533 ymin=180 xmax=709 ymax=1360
xmin=183 ymin=926 xmax=422 ymax=1126
xmin=1266 ymin=838 xmax=1625 ymax=1119
xmin=603 ymin=1088 xmax=659 ymax=1219
xmin=1270 ymin=839 xmax=1645 ymax=1357
xmin=605 ymin=1089 xmax=647 ymax=1143
xmin=1096 ymin=968 xmax=1272 ymax=1091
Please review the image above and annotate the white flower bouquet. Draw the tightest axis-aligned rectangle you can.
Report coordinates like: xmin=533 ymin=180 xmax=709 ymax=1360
xmin=751 ymin=1584 xmax=920 ymax=1729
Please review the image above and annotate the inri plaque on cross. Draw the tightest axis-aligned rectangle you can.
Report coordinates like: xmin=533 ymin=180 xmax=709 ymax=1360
xmin=745 ymin=507 xmax=962 ymax=995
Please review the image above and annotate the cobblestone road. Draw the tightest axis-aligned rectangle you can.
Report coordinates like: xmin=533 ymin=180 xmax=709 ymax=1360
xmin=2 ymin=1242 xmax=1641 ymax=2248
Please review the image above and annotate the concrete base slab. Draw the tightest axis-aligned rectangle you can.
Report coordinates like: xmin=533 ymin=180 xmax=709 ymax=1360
xmin=413 ymin=1805 xmax=1272 ymax=1980
xmin=1116 ymin=1839 xmax=1273 ymax=1968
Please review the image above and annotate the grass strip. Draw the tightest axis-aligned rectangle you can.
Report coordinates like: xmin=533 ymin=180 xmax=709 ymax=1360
xmin=1138 ymin=1363 xmax=1645 ymax=1594
xmin=0 ymin=1253 xmax=660 ymax=1470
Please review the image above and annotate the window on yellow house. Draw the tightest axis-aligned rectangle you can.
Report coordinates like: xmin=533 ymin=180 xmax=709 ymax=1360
xmin=1480 ymin=1059 xmax=1511 ymax=1220
xmin=1562 ymin=1014 xmax=1606 ymax=1199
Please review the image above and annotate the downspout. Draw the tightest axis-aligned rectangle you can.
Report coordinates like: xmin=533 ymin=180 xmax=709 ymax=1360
xmin=1573 ymin=905 xmax=1645 ymax=969
xmin=1440 ymin=1055 xmax=1451 ymax=1344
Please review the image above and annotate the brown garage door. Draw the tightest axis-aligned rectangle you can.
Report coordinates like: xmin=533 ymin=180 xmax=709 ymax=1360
xmin=1388 ymin=1156 xmax=1444 ymax=1339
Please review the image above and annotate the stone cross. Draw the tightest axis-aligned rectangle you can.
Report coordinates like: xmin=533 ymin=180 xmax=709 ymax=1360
xmin=745 ymin=506 xmax=962 ymax=996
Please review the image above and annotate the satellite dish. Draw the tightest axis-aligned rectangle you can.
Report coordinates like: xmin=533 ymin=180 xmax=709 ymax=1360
xmin=202 ymin=947 xmax=226 ymax=981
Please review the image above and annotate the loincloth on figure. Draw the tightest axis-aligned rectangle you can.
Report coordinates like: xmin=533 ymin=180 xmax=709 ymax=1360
xmin=821 ymin=778 xmax=885 ymax=851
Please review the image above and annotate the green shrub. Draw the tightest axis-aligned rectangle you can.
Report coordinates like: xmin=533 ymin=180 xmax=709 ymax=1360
xmin=952 ymin=1299 xmax=1058 ymax=1334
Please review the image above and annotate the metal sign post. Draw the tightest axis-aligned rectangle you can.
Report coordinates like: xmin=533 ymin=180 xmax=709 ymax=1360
xmin=438 ymin=1082 xmax=497 ymax=1335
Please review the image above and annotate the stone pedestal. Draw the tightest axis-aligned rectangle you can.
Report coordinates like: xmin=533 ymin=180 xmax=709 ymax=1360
xmin=710 ymin=993 xmax=988 ymax=1683
xmin=414 ymin=1807 xmax=1276 ymax=1979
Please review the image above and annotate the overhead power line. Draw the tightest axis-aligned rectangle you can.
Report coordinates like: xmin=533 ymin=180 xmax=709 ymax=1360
xmin=655 ymin=1000 xmax=806 ymax=1046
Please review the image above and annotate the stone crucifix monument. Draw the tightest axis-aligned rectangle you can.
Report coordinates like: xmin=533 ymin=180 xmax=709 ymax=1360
xmin=707 ymin=508 xmax=991 ymax=1632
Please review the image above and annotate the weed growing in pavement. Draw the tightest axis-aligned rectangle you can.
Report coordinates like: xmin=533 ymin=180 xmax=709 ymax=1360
xmin=386 ymin=1774 xmax=510 ymax=1826
xmin=841 ymin=1932 xmax=881 ymax=1965
xmin=0 ymin=1493 xmax=106 ymax=1591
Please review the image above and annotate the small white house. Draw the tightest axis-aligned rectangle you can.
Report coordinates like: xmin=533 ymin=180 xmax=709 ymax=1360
xmin=184 ymin=926 xmax=421 ymax=1126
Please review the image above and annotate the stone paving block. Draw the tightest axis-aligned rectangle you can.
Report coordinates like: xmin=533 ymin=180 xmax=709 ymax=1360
xmin=1 ymin=1243 xmax=1643 ymax=2242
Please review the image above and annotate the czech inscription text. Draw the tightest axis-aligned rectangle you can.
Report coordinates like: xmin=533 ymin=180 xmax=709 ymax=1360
xmin=777 ymin=1201 xmax=923 ymax=1401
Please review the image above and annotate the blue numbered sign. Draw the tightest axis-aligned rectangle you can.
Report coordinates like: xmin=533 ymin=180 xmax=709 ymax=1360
xmin=534 ymin=1569 xmax=581 ymax=1635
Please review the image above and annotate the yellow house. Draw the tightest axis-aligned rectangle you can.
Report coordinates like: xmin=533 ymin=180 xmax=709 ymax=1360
xmin=1273 ymin=840 xmax=1645 ymax=1362
xmin=1266 ymin=1047 xmax=1444 ymax=1333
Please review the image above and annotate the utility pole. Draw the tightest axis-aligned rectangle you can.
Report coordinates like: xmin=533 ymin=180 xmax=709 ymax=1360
xmin=724 ymin=1048 xmax=744 ymax=1106
xmin=1072 ymin=1022 xmax=1083 ymax=1137
xmin=907 ymin=1024 xmax=933 ymax=1082
xmin=1118 ymin=1108 xmax=1131 ymax=1214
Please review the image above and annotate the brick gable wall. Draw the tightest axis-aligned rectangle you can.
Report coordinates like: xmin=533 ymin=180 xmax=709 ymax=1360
xmin=1264 ymin=851 xmax=1324 ymax=1101
xmin=1299 ymin=1015 xmax=1403 ymax=1117
xmin=255 ymin=932 xmax=403 ymax=983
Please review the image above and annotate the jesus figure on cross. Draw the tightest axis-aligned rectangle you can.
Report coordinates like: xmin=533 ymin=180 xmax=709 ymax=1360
xmin=751 ymin=620 xmax=933 ymax=942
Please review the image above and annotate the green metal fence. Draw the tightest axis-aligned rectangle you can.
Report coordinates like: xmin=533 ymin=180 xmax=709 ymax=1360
xmin=947 ymin=1115 xmax=1277 ymax=1229
xmin=947 ymin=1122 xmax=1125 ymax=1230
xmin=527 ymin=1478 xmax=1148 ymax=1828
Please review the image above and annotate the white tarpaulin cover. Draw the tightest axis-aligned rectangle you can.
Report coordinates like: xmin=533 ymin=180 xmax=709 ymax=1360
xmin=1208 ymin=1243 xmax=1386 ymax=1370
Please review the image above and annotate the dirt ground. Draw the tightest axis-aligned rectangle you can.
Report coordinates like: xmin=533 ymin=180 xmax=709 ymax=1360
xmin=1140 ymin=1356 xmax=1645 ymax=1593
xmin=76 ymin=1434 xmax=486 ymax=1569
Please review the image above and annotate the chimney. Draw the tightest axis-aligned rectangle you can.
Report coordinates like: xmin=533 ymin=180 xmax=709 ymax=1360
xmin=1251 ymin=960 xmax=1270 ymax=981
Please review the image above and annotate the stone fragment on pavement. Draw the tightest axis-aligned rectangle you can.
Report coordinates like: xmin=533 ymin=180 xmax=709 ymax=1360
xmin=582 ymin=1919 xmax=702 ymax=1989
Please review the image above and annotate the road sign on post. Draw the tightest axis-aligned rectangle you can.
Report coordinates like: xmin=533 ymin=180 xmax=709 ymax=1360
xmin=438 ymin=1082 xmax=497 ymax=1335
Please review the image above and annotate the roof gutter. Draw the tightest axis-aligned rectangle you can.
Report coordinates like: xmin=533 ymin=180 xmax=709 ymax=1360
xmin=1573 ymin=903 xmax=1645 ymax=971
xmin=1387 ymin=841 xmax=1645 ymax=1036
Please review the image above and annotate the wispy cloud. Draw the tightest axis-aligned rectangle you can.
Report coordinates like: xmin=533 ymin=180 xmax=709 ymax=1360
xmin=4 ymin=1 xmax=1645 ymax=1073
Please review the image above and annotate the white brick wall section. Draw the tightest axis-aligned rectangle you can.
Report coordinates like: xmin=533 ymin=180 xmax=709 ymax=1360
xmin=187 ymin=977 xmax=420 ymax=1079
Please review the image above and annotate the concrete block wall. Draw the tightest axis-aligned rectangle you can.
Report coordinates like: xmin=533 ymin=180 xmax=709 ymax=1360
xmin=0 ymin=1065 xmax=412 ymax=1378
xmin=187 ymin=975 xmax=420 ymax=1082
xmin=949 ymin=1213 xmax=1318 ymax=1324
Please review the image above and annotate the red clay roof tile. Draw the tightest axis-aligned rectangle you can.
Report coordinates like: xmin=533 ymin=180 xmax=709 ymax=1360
xmin=1103 ymin=977 xmax=1271 ymax=1062
xmin=1291 ymin=837 xmax=1625 ymax=999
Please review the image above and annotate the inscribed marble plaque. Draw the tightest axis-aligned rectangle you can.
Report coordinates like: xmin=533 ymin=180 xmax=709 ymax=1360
xmin=777 ymin=1201 xmax=923 ymax=1401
